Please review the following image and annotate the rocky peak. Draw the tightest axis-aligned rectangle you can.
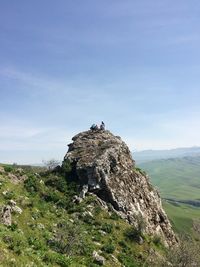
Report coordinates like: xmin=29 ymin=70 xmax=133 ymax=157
xmin=63 ymin=129 xmax=177 ymax=246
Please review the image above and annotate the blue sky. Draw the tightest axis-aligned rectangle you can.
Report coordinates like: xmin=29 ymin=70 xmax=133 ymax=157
xmin=1 ymin=0 xmax=200 ymax=164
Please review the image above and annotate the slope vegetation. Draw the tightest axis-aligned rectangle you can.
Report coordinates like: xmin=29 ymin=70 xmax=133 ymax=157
xmin=0 ymin=164 xmax=165 ymax=267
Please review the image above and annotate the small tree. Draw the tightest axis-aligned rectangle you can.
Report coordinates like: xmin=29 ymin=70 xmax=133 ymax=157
xmin=43 ymin=159 xmax=60 ymax=170
xmin=150 ymin=234 xmax=200 ymax=267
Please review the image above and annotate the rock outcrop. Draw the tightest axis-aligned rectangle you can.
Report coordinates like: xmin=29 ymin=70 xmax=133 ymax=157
xmin=0 ymin=200 xmax=22 ymax=226
xmin=0 ymin=205 xmax=12 ymax=226
xmin=63 ymin=129 xmax=177 ymax=246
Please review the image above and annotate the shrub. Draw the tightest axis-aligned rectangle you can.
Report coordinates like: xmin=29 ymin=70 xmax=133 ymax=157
xmin=101 ymin=223 xmax=113 ymax=233
xmin=28 ymin=236 xmax=46 ymax=251
xmin=134 ymin=167 xmax=146 ymax=176
xmin=92 ymin=233 xmax=101 ymax=242
xmin=118 ymin=253 xmax=138 ymax=267
xmin=82 ymin=213 xmax=94 ymax=225
xmin=62 ymin=159 xmax=72 ymax=174
xmin=4 ymin=165 xmax=13 ymax=172
xmin=8 ymin=223 xmax=18 ymax=232
xmin=124 ymin=227 xmax=141 ymax=242
xmin=43 ymin=252 xmax=72 ymax=267
xmin=118 ymin=240 xmax=129 ymax=250
xmin=48 ymin=222 xmax=86 ymax=256
xmin=164 ymin=235 xmax=200 ymax=267
xmin=24 ymin=175 xmax=41 ymax=193
xmin=93 ymin=206 xmax=101 ymax=216
xmin=3 ymin=191 xmax=15 ymax=200
xmin=124 ymin=215 xmax=146 ymax=243
xmin=45 ymin=175 xmax=68 ymax=193
xmin=4 ymin=234 xmax=25 ymax=255
xmin=110 ymin=212 xmax=120 ymax=220
xmin=43 ymin=159 xmax=60 ymax=171
xmin=42 ymin=190 xmax=60 ymax=203
xmin=102 ymin=243 xmax=115 ymax=254
xmin=152 ymin=235 xmax=162 ymax=246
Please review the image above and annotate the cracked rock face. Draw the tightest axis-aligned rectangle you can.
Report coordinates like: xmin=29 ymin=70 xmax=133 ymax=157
xmin=63 ymin=129 xmax=177 ymax=246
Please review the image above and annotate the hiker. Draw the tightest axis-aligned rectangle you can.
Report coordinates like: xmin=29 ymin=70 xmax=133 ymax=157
xmin=100 ymin=121 xmax=105 ymax=130
xmin=90 ymin=124 xmax=96 ymax=130
xmin=90 ymin=124 xmax=99 ymax=131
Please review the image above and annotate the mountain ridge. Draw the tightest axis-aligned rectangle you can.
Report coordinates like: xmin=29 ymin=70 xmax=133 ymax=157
xmin=134 ymin=146 xmax=200 ymax=163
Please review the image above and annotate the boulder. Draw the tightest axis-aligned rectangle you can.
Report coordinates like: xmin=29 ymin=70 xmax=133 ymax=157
xmin=92 ymin=250 xmax=105 ymax=265
xmin=0 ymin=205 xmax=12 ymax=226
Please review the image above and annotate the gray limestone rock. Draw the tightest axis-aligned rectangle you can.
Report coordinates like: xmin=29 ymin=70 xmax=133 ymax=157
xmin=63 ymin=129 xmax=177 ymax=246
xmin=92 ymin=250 xmax=105 ymax=265
xmin=0 ymin=205 xmax=12 ymax=226
xmin=9 ymin=199 xmax=23 ymax=214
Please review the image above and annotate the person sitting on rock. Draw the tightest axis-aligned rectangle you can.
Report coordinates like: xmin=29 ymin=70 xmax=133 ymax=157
xmin=90 ymin=124 xmax=99 ymax=131
xmin=90 ymin=124 xmax=96 ymax=130
xmin=100 ymin=121 xmax=105 ymax=130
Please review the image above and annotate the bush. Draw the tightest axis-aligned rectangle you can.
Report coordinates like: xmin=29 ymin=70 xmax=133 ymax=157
xmin=118 ymin=253 xmax=138 ymax=267
xmin=45 ymin=175 xmax=68 ymax=193
xmin=134 ymin=167 xmax=146 ymax=176
xmin=152 ymin=235 xmax=162 ymax=246
xmin=92 ymin=233 xmax=101 ymax=242
xmin=62 ymin=159 xmax=72 ymax=174
xmin=28 ymin=236 xmax=46 ymax=251
xmin=8 ymin=223 xmax=18 ymax=232
xmin=124 ymin=226 xmax=144 ymax=243
xmin=43 ymin=252 xmax=72 ymax=267
xmin=101 ymin=223 xmax=113 ymax=233
xmin=118 ymin=240 xmax=129 ymax=251
xmin=42 ymin=190 xmax=60 ymax=203
xmin=4 ymin=234 xmax=25 ymax=255
xmin=82 ymin=213 xmax=94 ymax=225
xmin=163 ymin=236 xmax=200 ymax=267
xmin=24 ymin=175 xmax=41 ymax=193
xmin=93 ymin=206 xmax=101 ymax=216
xmin=3 ymin=191 xmax=15 ymax=200
xmin=4 ymin=165 xmax=13 ymax=172
xmin=110 ymin=212 xmax=120 ymax=220
xmin=102 ymin=243 xmax=115 ymax=254
xmin=124 ymin=215 xmax=146 ymax=242
xmin=48 ymin=222 xmax=86 ymax=256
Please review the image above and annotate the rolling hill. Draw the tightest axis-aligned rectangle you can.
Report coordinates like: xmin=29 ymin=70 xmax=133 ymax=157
xmin=134 ymin=147 xmax=200 ymax=163
xmin=138 ymin=156 xmax=200 ymax=234
xmin=138 ymin=156 xmax=200 ymax=200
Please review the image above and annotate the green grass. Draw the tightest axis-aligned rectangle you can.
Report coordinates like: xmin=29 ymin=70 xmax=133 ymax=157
xmin=0 ymin=163 xmax=162 ymax=266
xmin=139 ymin=156 xmax=200 ymax=200
xmin=139 ymin=156 xmax=200 ymax=236
xmin=163 ymin=201 xmax=200 ymax=235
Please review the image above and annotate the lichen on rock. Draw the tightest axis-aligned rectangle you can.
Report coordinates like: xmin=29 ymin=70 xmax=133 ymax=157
xmin=63 ymin=129 xmax=177 ymax=246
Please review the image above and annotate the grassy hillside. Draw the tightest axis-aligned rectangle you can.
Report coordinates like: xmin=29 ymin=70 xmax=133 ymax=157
xmin=163 ymin=201 xmax=200 ymax=235
xmin=139 ymin=156 xmax=200 ymax=200
xmin=138 ymin=156 xmax=200 ymax=235
xmin=0 ymin=164 xmax=165 ymax=267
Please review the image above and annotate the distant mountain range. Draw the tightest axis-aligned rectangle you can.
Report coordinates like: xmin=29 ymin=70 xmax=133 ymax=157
xmin=133 ymin=146 xmax=200 ymax=163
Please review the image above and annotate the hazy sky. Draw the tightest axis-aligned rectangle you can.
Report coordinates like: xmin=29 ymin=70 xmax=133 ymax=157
xmin=1 ymin=1 xmax=200 ymax=164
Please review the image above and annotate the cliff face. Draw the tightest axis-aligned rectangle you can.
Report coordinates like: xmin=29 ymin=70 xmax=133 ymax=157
xmin=63 ymin=129 xmax=177 ymax=246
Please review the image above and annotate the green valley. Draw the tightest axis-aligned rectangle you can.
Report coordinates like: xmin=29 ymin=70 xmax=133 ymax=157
xmin=138 ymin=156 xmax=200 ymax=235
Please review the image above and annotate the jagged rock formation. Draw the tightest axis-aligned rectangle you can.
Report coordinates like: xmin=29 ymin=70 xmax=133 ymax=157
xmin=63 ymin=129 xmax=177 ymax=246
